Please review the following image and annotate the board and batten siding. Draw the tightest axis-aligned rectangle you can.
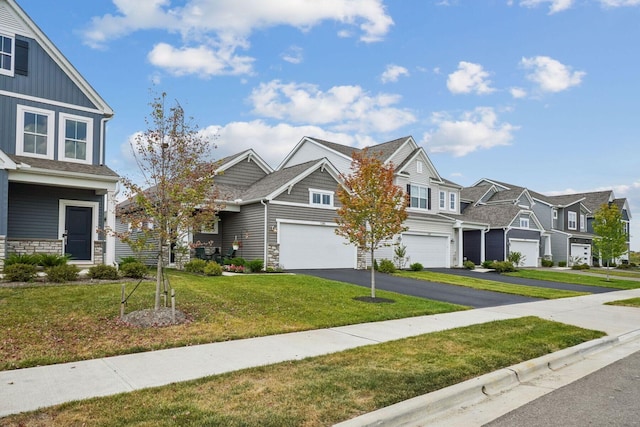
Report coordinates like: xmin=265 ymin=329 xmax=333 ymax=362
xmin=219 ymin=203 xmax=265 ymax=261
xmin=7 ymin=183 xmax=103 ymax=239
xmin=216 ymin=158 xmax=268 ymax=187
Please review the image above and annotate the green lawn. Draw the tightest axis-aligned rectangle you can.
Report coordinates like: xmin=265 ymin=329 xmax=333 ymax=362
xmin=1 ymin=317 xmax=604 ymax=427
xmin=0 ymin=270 xmax=466 ymax=370
xmin=578 ymin=268 xmax=640 ymax=279
xmin=395 ymin=270 xmax=588 ymax=299
xmin=506 ymin=269 xmax=640 ymax=290
xmin=605 ymin=297 xmax=640 ymax=308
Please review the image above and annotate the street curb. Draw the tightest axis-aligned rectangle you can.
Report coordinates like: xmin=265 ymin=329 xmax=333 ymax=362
xmin=333 ymin=330 xmax=640 ymax=427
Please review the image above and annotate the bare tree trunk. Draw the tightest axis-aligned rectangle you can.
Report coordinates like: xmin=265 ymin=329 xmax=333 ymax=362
xmin=370 ymin=247 xmax=376 ymax=299
xmin=155 ymin=248 xmax=162 ymax=310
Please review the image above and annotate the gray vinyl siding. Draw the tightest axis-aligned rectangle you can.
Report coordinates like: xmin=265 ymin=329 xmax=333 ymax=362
xmin=0 ymin=170 xmax=7 ymax=235
xmin=266 ymin=204 xmax=339 ymax=247
xmin=218 ymin=204 xmax=265 ymax=261
xmin=274 ymin=169 xmax=341 ymax=205
xmin=507 ymin=229 xmax=540 ymax=241
xmin=387 ymin=142 xmax=414 ymax=166
xmin=7 ymin=182 xmax=102 ymax=238
xmin=550 ymin=232 xmax=569 ymax=264
xmin=532 ymin=203 xmax=552 ymax=229
xmin=0 ymin=35 xmax=95 ymax=109
xmin=563 ymin=202 xmax=581 ymax=232
xmin=113 ymin=217 xmax=157 ymax=265
xmin=217 ymin=159 xmax=268 ymax=187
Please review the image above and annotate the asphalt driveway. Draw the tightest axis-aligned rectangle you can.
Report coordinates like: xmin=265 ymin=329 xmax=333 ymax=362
xmin=292 ymin=268 xmax=540 ymax=308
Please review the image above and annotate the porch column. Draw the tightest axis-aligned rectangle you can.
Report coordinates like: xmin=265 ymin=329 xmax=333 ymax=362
xmin=480 ymin=229 xmax=487 ymax=264
xmin=457 ymin=228 xmax=464 ymax=267
xmin=104 ymin=190 xmax=117 ymax=266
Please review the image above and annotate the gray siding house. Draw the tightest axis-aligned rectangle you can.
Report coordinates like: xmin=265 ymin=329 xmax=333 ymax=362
xmin=0 ymin=0 xmax=118 ymax=268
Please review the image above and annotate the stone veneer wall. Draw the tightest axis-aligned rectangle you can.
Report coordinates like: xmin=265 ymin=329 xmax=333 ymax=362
xmin=357 ymin=248 xmax=368 ymax=270
xmin=0 ymin=235 xmax=6 ymax=269
xmin=94 ymin=241 xmax=105 ymax=265
xmin=7 ymin=239 xmax=63 ymax=257
xmin=267 ymin=243 xmax=280 ymax=269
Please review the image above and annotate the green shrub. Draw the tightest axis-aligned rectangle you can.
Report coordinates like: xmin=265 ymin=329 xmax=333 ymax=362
xmin=377 ymin=259 xmax=396 ymax=274
xmin=4 ymin=253 xmax=40 ymax=266
xmin=481 ymin=260 xmax=495 ymax=269
xmin=409 ymin=262 xmax=423 ymax=271
xmin=373 ymin=259 xmax=379 ymax=271
xmin=118 ymin=256 xmax=140 ymax=267
xmin=246 ymin=259 xmax=264 ymax=273
xmin=463 ymin=260 xmax=475 ymax=270
xmin=2 ymin=263 xmax=37 ymax=282
xmin=184 ymin=259 xmax=207 ymax=273
xmin=120 ymin=262 xmax=148 ymax=279
xmin=571 ymin=263 xmax=590 ymax=270
xmin=203 ymin=261 xmax=223 ymax=276
xmin=541 ymin=259 xmax=554 ymax=268
xmin=507 ymin=251 xmax=525 ymax=267
xmin=38 ymin=253 xmax=71 ymax=267
xmin=617 ymin=263 xmax=632 ymax=270
xmin=229 ymin=257 xmax=246 ymax=267
xmin=46 ymin=264 xmax=79 ymax=283
xmin=88 ymin=264 xmax=120 ymax=280
xmin=558 ymin=261 xmax=567 ymax=267
xmin=492 ymin=261 xmax=516 ymax=273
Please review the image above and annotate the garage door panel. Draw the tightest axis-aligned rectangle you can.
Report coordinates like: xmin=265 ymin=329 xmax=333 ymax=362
xmin=509 ymin=240 xmax=538 ymax=267
xmin=279 ymin=223 xmax=356 ymax=269
xmin=571 ymin=244 xmax=592 ymax=265
xmin=402 ymin=235 xmax=449 ymax=268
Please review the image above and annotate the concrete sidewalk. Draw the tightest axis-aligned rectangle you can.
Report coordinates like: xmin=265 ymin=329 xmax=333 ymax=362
xmin=1 ymin=289 xmax=640 ymax=420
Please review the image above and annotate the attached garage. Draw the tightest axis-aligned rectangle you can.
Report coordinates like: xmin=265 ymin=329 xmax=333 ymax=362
xmin=279 ymin=222 xmax=356 ymax=269
xmin=571 ymin=243 xmax=592 ymax=265
xmin=508 ymin=239 xmax=539 ymax=267
xmin=402 ymin=234 xmax=449 ymax=268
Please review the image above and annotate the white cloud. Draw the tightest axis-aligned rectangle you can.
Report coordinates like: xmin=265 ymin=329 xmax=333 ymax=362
xmin=599 ymin=0 xmax=640 ymax=6
xmin=521 ymin=56 xmax=585 ymax=93
xmin=510 ymin=87 xmax=527 ymax=98
xmin=148 ymin=43 xmax=254 ymax=76
xmin=248 ymin=80 xmax=416 ymax=133
xmin=422 ymin=107 xmax=518 ymax=157
xmin=84 ymin=0 xmax=393 ymax=76
xmin=519 ymin=0 xmax=575 ymax=14
xmin=381 ymin=64 xmax=409 ymax=83
xmin=281 ymin=46 xmax=304 ymax=64
xmin=447 ymin=62 xmax=495 ymax=95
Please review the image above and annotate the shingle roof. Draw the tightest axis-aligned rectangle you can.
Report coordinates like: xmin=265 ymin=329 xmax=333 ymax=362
xmin=460 ymin=184 xmax=493 ymax=203
xmin=9 ymin=155 xmax=119 ymax=178
xmin=307 ymin=137 xmax=360 ymax=157
xmin=459 ymin=203 xmax=524 ymax=227
xmin=241 ymin=160 xmax=326 ymax=201
xmin=366 ymin=136 xmax=410 ymax=160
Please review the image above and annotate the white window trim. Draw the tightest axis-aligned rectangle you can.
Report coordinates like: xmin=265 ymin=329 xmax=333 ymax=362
xmin=439 ymin=190 xmax=446 ymax=209
xmin=580 ymin=214 xmax=585 ymax=232
xmin=568 ymin=211 xmax=577 ymax=230
xmin=309 ymin=188 xmax=334 ymax=207
xmin=58 ymin=199 xmax=99 ymax=265
xmin=449 ymin=192 xmax=457 ymax=212
xmin=416 ymin=160 xmax=423 ymax=174
xmin=16 ymin=105 xmax=55 ymax=160
xmin=58 ymin=112 xmax=94 ymax=164
xmin=520 ymin=217 xmax=530 ymax=228
xmin=409 ymin=184 xmax=429 ymax=210
xmin=0 ymin=32 xmax=14 ymax=77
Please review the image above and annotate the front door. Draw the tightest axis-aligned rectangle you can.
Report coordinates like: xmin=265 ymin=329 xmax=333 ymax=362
xmin=65 ymin=206 xmax=92 ymax=261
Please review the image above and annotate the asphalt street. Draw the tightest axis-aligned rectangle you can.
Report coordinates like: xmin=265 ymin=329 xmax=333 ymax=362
xmin=484 ymin=349 xmax=640 ymax=427
xmin=293 ymin=268 xmax=539 ymax=308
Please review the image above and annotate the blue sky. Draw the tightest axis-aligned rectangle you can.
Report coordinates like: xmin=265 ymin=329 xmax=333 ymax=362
xmin=19 ymin=0 xmax=640 ymax=250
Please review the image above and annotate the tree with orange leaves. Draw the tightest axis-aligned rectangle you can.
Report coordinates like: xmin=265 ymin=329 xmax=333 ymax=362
xmin=335 ymin=149 xmax=408 ymax=299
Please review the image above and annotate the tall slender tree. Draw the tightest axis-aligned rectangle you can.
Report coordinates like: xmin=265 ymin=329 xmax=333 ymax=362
xmin=116 ymin=92 xmax=220 ymax=310
xmin=335 ymin=149 xmax=408 ymax=298
xmin=592 ymin=203 xmax=628 ymax=281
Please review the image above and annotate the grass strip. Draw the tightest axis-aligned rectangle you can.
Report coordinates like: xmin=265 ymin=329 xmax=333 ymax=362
xmin=1 ymin=317 xmax=604 ymax=427
xmin=0 ymin=271 xmax=466 ymax=371
xmin=505 ymin=270 xmax=640 ymax=290
xmin=576 ymin=269 xmax=640 ymax=279
xmin=396 ymin=270 xmax=588 ymax=299
xmin=605 ymin=297 xmax=640 ymax=308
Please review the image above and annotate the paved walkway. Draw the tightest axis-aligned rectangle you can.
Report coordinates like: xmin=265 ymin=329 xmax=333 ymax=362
xmin=1 ymin=288 xmax=640 ymax=420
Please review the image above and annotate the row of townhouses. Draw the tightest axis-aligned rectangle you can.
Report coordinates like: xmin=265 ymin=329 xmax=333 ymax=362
xmin=0 ymin=0 xmax=632 ymax=270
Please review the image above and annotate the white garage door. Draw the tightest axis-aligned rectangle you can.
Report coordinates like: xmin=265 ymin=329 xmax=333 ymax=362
xmin=571 ymin=244 xmax=592 ymax=265
xmin=279 ymin=222 xmax=356 ymax=269
xmin=402 ymin=234 xmax=449 ymax=268
xmin=509 ymin=239 xmax=539 ymax=267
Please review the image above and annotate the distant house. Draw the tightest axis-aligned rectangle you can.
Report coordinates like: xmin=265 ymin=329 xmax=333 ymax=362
xmin=0 ymin=0 xmax=119 ymax=268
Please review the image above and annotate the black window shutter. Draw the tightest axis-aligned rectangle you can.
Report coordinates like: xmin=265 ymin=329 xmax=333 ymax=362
xmin=427 ymin=188 xmax=432 ymax=210
xmin=406 ymin=184 xmax=411 ymax=195
xmin=15 ymin=39 xmax=29 ymax=76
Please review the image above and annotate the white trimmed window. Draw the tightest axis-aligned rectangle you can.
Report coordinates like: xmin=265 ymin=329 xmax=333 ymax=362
xmin=416 ymin=160 xmax=423 ymax=174
xmin=16 ymin=105 xmax=55 ymax=159
xmin=59 ymin=113 xmax=93 ymax=164
xmin=309 ymin=189 xmax=333 ymax=207
xmin=0 ymin=33 xmax=14 ymax=76
xmin=580 ymin=214 xmax=585 ymax=231
xmin=439 ymin=190 xmax=446 ymax=209
xmin=568 ymin=211 xmax=577 ymax=230
xmin=449 ymin=192 xmax=457 ymax=211
xmin=409 ymin=184 xmax=429 ymax=209
xmin=520 ymin=217 xmax=530 ymax=228
xmin=553 ymin=209 xmax=558 ymax=220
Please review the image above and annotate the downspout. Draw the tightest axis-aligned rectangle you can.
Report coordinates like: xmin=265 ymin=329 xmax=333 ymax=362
xmin=261 ymin=199 xmax=268 ymax=267
xmin=481 ymin=225 xmax=490 ymax=264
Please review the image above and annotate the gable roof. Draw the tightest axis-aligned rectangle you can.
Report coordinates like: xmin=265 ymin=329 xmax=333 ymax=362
xmin=1 ymin=0 xmax=113 ymax=115
xmin=215 ymin=149 xmax=273 ymax=175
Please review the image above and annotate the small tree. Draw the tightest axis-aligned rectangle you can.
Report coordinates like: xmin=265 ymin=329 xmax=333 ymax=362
xmin=335 ymin=149 xmax=408 ymax=298
xmin=114 ymin=92 xmax=220 ymax=310
xmin=592 ymin=203 xmax=628 ymax=281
